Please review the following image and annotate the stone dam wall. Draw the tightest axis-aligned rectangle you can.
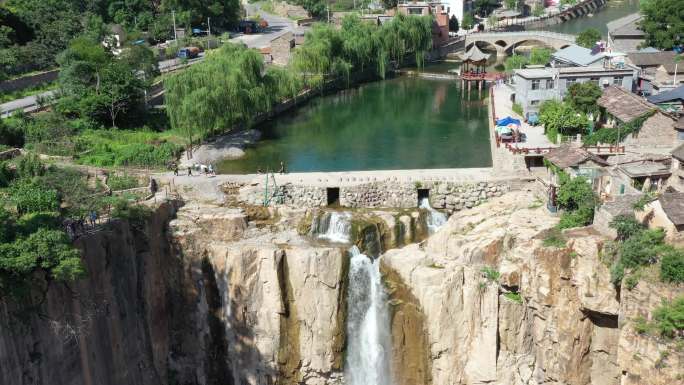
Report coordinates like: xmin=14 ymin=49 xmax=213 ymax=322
xmin=235 ymin=179 xmax=518 ymax=213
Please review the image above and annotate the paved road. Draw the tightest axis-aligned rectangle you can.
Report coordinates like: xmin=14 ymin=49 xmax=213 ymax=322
xmin=0 ymin=90 xmax=56 ymax=117
xmin=231 ymin=3 xmax=303 ymax=49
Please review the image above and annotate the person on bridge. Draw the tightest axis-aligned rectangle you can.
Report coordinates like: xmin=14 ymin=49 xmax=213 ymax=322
xmin=279 ymin=161 xmax=286 ymax=174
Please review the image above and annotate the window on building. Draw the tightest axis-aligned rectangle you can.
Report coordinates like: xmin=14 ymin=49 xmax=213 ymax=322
xmin=531 ymin=79 xmax=540 ymax=90
xmin=546 ymin=79 xmax=554 ymax=89
xmin=530 ymin=100 xmax=540 ymax=106
xmin=566 ymin=78 xmax=576 ymax=85
xmin=590 ymin=77 xmax=600 ymax=86
xmin=679 ymin=160 xmax=684 ymax=170
xmin=408 ymin=7 xmax=422 ymax=14
xmin=612 ymin=76 xmax=623 ymax=85
xmin=678 ymin=130 xmax=684 ymax=141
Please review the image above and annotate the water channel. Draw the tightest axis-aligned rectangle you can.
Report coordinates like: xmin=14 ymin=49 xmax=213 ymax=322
xmin=543 ymin=0 xmax=640 ymax=36
xmin=217 ymin=76 xmax=491 ymax=174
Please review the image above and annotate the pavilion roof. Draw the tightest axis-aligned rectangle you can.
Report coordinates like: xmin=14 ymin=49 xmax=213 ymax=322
xmin=460 ymin=44 xmax=489 ymax=64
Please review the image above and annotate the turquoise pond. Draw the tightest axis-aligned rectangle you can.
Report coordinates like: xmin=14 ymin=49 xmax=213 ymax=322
xmin=217 ymin=75 xmax=492 ymax=174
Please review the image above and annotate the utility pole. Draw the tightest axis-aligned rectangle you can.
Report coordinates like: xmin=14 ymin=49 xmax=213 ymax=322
xmin=172 ymin=10 xmax=178 ymax=42
xmin=208 ymin=17 xmax=212 ymax=49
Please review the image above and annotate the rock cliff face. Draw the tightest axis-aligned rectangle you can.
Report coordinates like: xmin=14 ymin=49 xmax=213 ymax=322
xmin=381 ymin=190 xmax=683 ymax=385
xmin=0 ymin=191 xmax=681 ymax=385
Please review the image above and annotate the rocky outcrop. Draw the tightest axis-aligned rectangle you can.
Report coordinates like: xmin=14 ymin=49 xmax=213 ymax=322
xmin=1 ymin=188 xmax=681 ymax=385
xmin=381 ymin=190 xmax=683 ymax=385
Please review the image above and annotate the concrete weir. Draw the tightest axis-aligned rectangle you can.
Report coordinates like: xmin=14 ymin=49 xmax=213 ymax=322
xmin=163 ymin=168 xmax=532 ymax=213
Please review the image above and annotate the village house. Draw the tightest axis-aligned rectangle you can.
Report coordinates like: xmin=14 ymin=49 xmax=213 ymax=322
xmin=551 ymin=44 xmax=606 ymax=68
xmin=543 ymin=145 xmax=609 ymax=186
xmin=616 ymin=160 xmax=671 ymax=193
xmin=651 ymin=62 xmax=684 ymax=95
xmin=667 ymin=143 xmax=684 ymax=192
xmin=647 ymin=85 xmax=684 ymax=114
xmin=260 ymin=31 xmax=296 ymax=66
xmin=597 ymin=86 xmax=680 ymax=149
xmin=512 ymin=66 xmax=635 ymax=115
xmin=627 ymin=51 xmax=678 ymax=96
xmin=636 ymin=192 xmax=684 ymax=245
xmin=606 ymin=13 xmax=645 ymax=53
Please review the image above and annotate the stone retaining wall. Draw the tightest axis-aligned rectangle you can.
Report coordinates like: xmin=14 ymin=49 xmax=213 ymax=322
xmin=237 ymin=180 xmax=512 ymax=213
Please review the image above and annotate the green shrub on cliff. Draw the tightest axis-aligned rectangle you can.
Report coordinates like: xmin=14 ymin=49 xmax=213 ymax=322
xmin=660 ymin=249 xmax=684 ymax=283
xmin=610 ymin=215 xmax=644 ymax=241
xmin=653 ymin=296 xmax=684 ymax=339
xmin=0 ymin=157 xmax=111 ymax=299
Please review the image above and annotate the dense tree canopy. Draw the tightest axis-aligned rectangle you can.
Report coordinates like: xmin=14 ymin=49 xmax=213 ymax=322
xmin=576 ymin=28 xmax=601 ymax=49
xmin=539 ymin=99 xmax=589 ymax=143
xmin=0 ymin=157 xmax=85 ymax=299
xmin=56 ymin=37 xmax=149 ymax=127
xmin=639 ymin=0 xmax=684 ymax=50
xmin=0 ymin=0 xmax=241 ymax=78
xmin=473 ymin=0 xmax=498 ymax=17
xmin=565 ymin=82 xmax=602 ymax=115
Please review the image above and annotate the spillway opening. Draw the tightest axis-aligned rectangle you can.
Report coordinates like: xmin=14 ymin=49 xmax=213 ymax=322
xmin=416 ymin=188 xmax=430 ymax=206
xmin=327 ymin=187 xmax=341 ymax=207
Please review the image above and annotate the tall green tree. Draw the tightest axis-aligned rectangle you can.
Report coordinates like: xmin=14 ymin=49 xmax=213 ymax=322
xmin=449 ymin=15 xmax=459 ymax=33
xmin=57 ymin=36 xmax=146 ymax=127
xmin=504 ymin=54 xmax=528 ymax=72
xmin=639 ymin=0 xmax=684 ymax=50
xmin=529 ymin=47 xmax=553 ymax=65
xmin=539 ymin=100 xmax=589 ymax=142
xmin=565 ymin=82 xmax=602 ymax=115
xmin=473 ymin=0 xmax=498 ymax=17
xmin=576 ymin=28 xmax=601 ymax=49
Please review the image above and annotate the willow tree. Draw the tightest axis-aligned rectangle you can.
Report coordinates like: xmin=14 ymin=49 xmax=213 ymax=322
xmin=381 ymin=14 xmax=433 ymax=68
xmin=340 ymin=15 xmax=383 ymax=74
xmin=292 ymin=23 xmax=349 ymax=87
xmin=165 ymin=43 xmax=274 ymax=155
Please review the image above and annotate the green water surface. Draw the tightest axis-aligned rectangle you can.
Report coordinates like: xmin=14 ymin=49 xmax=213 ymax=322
xmin=218 ymin=76 xmax=492 ymax=174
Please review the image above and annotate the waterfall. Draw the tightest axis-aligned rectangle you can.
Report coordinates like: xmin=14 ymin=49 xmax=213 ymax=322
xmin=312 ymin=211 xmax=352 ymax=243
xmin=419 ymin=197 xmax=447 ymax=233
xmin=345 ymin=246 xmax=392 ymax=385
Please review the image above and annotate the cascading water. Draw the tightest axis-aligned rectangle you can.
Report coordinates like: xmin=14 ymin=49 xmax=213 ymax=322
xmin=312 ymin=211 xmax=352 ymax=243
xmin=419 ymin=197 xmax=447 ymax=233
xmin=345 ymin=246 xmax=392 ymax=385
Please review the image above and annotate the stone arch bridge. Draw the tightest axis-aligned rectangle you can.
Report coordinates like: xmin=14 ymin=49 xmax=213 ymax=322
xmin=465 ymin=31 xmax=576 ymax=56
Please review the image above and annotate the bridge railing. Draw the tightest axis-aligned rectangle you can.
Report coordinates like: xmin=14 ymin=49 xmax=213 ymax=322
xmin=465 ymin=30 xmax=576 ymax=42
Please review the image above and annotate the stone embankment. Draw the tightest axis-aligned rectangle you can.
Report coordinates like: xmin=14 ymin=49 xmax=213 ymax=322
xmin=236 ymin=180 xmax=511 ymax=213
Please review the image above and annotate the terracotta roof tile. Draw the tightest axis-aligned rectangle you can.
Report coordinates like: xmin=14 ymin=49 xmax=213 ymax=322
xmin=597 ymin=86 xmax=656 ymax=123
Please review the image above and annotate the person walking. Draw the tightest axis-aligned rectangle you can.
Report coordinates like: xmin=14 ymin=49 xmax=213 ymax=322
xmin=173 ymin=163 xmax=179 ymax=176
xmin=279 ymin=161 xmax=286 ymax=174
xmin=187 ymin=166 xmax=192 ymax=176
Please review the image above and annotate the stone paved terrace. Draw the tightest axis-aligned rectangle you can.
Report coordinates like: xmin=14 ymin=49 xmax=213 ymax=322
xmin=493 ymin=84 xmax=556 ymax=150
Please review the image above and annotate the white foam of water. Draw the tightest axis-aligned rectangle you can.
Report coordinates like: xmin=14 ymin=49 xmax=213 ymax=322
xmin=316 ymin=211 xmax=352 ymax=243
xmin=419 ymin=197 xmax=447 ymax=233
xmin=345 ymin=246 xmax=392 ymax=385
